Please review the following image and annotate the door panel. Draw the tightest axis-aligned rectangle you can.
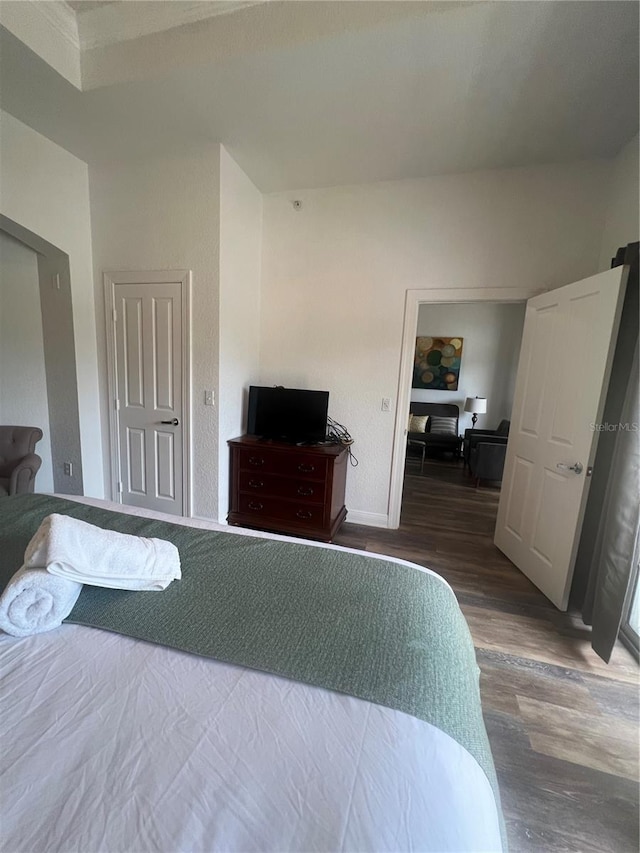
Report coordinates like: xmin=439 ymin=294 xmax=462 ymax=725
xmin=520 ymin=305 xmax=555 ymax=435
xmin=505 ymin=457 xmax=532 ymax=541
xmin=114 ymin=282 xmax=183 ymax=515
xmin=126 ymin=427 xmax=146 ymax=494
xmin=494 ymin=267 xmax=627 ymax=610
xmin=123 ymin=297 xmax=144 ymax=407
xmin=156 ymin=430 xmax=176 ymax=500
xmin=153 ymin=297 xmax=174 ymax=409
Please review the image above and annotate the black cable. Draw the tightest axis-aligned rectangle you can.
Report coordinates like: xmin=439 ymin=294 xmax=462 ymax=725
xmin=326 ymin=417 xmax=359 ymax=466
xmin=326 ymin=416 xmax=352 ymax=444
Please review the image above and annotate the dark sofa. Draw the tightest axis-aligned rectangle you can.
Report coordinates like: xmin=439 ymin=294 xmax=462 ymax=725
xmin=407 ymin=402 xmax=460 ymax=461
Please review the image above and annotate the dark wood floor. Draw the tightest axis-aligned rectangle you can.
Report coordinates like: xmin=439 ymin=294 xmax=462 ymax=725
xmin=333 ymin=455 xmax=639 ymax=853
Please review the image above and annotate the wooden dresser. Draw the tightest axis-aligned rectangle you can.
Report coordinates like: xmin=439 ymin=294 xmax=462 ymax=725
xmin=227 ymin=435 xmax=348 ymax=542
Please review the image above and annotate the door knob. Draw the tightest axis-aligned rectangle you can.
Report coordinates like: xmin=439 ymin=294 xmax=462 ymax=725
xmin=556 ymin=462 xmax=583 ymax=475
xmin=160 ymin=418 xmax=179 ymax=426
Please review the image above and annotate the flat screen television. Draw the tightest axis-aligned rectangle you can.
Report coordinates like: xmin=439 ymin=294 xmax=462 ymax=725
xmin=247 ymin=386 xmax=329 ymax=443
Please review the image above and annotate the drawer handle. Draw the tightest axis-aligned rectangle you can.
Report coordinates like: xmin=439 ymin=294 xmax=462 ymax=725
xmin=248 ymin=479 xmax=264 ymax=489
xmin=297 ymin=486 xmax=314 ymax=496
xmin=296 ymin=510 xmax=312 ymax=520
xmin=248 ymin=456 xmax=265 ymax=467
xmin=248 ymin=501 xmax=264 ymax=511
xmin=297 ymin=463 xmax=315 ymax=473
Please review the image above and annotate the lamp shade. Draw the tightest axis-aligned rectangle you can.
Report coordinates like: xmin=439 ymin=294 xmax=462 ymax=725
xmin=464 ymin=396 xmax=487 ymax=415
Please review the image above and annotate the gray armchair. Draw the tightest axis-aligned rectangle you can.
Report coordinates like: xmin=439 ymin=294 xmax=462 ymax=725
xmin=469 ymin=440 xmax=507 ymax=486
xmin=463 ymin=419 xmax=510 ymax=468
xmin=0 ymin=426 xmax=43 ymax=496
xmin=464 ymin=419 xmax=510 ymax=485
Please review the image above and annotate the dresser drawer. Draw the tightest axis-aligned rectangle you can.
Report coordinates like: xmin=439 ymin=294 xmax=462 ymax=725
xmin=237 ymin=494 xmax=326 ymax=527
xmin=237 ymin=447 xmax=328 ymax=481
xmin=239 ymin=470 xmax=325 ymax=504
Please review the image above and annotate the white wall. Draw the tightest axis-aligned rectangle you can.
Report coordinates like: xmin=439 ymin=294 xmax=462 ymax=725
xmin=260 ymin=160 xmax=610 ymax=522
xmin=0 ymin=232 xmax=54 ymax=491
xmin=599 ymin=134 xmax=639 ymax=269
xmin=0 ymin=110 xmax=103 ymax=497
xmin=89 ymin=148 xmax=221 ymax=519
xmin=218 ymin=146 xmax=263 ymax=521
xmin=0 ymin=1 xmax=81 ymax=88
xmin=413 ymin=302 xmax=526 ymax=433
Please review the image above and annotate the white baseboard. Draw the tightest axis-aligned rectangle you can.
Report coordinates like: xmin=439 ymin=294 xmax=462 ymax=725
xmin=346 ymin=510 xmax=389 ymax=528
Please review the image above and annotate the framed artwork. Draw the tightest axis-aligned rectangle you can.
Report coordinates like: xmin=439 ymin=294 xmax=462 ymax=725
xmin=412 ymin=336 xmax=463 ymax=390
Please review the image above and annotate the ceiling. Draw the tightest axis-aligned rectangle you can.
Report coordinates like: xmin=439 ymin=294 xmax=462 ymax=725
xmin=66 ymin=1 xmax=115 ymax=12
xmin=1 ymin=1 xmax=638 ymax=192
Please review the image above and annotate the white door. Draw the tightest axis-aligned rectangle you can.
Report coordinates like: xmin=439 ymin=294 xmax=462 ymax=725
xmin=494 ymin=267 xmax=628 ymax=610
xmin=107 ymin=272 xmax=190 ymax=516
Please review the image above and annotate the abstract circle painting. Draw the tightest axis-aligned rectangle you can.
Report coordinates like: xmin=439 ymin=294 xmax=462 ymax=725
xmin=413 ymin=336 xmax=463 ymax=390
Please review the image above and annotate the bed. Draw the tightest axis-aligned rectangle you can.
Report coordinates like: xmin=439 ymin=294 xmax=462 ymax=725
xmin=0 ymin=494 xmax=504 ymax=853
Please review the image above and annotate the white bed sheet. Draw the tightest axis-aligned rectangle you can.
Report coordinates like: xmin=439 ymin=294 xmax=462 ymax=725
xmin=0 ymin=498 xmax=502 ymax=853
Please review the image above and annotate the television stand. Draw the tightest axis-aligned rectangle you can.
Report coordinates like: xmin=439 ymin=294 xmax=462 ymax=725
xmin=227 ymin=435 xmax=348 ymax=542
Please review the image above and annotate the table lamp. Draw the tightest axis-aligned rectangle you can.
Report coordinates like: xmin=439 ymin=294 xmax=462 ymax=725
xmin=464 ymin=396 xmax=487 ymax=428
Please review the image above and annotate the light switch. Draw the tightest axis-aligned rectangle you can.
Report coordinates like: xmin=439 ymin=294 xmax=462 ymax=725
xmin=205 ymin=390 xmax=214 ymax=406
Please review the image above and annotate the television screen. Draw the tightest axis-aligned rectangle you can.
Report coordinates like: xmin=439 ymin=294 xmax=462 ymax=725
xmin=247 ymin=386 xmax=329 ymax=443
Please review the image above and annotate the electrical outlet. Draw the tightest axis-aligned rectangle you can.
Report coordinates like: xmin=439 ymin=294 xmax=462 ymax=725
xmin=381 ymin=397 xmax=391 ymax=412
xmin=204 ymin=390 xmax=214 ymax=406
xmin=63 ymin=462 xmax=73 ymax=476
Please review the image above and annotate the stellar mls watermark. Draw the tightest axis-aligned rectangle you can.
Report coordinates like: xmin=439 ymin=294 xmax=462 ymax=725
xmin=590 ymin=422 xmax=639 ymax=432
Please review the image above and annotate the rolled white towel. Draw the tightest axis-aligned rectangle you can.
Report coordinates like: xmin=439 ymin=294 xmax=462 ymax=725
xmin=24 ymin=513 xmax=181 ymax=592
xmin=0 ymin=566 xmax=82 ymax=637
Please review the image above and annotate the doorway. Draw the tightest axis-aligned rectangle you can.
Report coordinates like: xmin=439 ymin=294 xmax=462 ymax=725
xmin=0 ymin=214 xmax=84 ymax=495
xmin=389 ymin=287 xmax=538 ymax=529
xmin=0 ymin=232 xmax=53 ymax=489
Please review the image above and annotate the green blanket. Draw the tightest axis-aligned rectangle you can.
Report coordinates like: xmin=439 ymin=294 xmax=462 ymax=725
xmin=0 ymin=494 xmax=504 ymax=843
